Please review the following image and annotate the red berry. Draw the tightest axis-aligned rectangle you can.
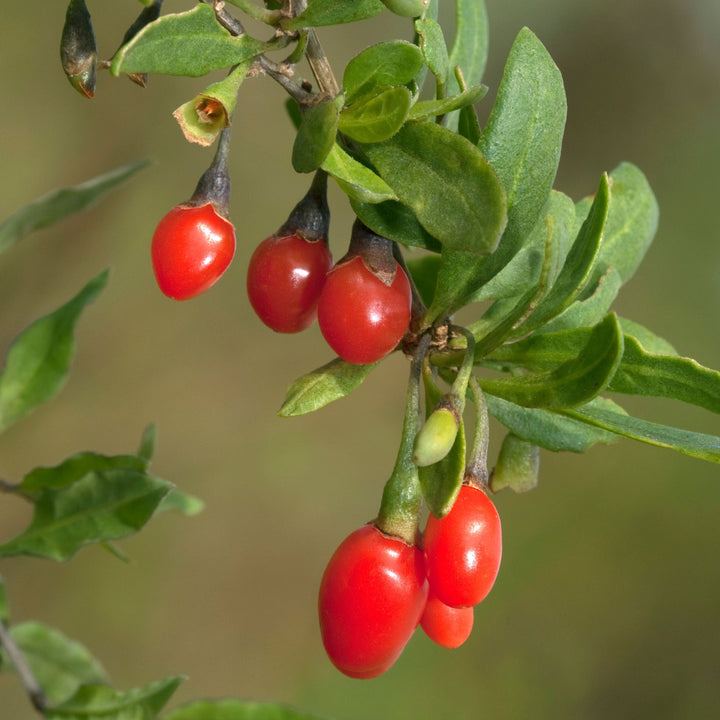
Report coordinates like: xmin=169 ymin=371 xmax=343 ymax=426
xmin=317 ymin=256 xmax=411 ymax=364
xmin=423 ymin=484 xmax=502 ymax=608
xmin=151 ymin=203 xmax=235 ymax=300
xmin=318 ymin=524 xmax=428 ymax=679
xmin=420 ymin=590 xmax=474 ymax=648
xmin=246 ymin=233 xmax=332 ymax=333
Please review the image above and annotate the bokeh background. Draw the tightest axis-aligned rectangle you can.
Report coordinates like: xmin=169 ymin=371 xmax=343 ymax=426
xmin=1 ymin=1 xmax=719 ymax=718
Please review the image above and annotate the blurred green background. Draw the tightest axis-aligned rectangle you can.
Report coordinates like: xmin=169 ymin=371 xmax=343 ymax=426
xmin=1 ymin=1 xmax=719 ymax=718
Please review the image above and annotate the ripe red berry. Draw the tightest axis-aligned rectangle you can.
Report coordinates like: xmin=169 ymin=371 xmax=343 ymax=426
xmin=317 ymin=256 xmax=411 ymax=364
xmin=420 ymin=590 xmax=474 ymax=649
xmin=246 ymin=233 xmax=332 ymax=333
xmin=151 ymin=203 xmax=235 ymax=300
xmin=318 ymin=524 xmax=428 ymax=679
xmin=423 ymin=484 xmax=502 ymax=608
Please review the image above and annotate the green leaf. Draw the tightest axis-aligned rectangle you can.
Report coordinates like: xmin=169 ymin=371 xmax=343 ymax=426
xmin=457 ymin=102 xmax=482 ymax=144
xmin=361 ymin=121 xmax=507 ymax=253
xmin=45 ymin=676 xmax=184 ymax=720
xmin=338 ymin=87 xmax=411 ymax=143
xmin=478 ymin=27 xmax=567 ymax=251
xmin=111 ymin=4 xmax=266 ymax=78
xmin=137 ymin=423 xmax=156 ymax=464
xmin=591 ymin=162 xmax=659 ymax=285
xmin=480 ymin=313 xmax=624 ymax=409
xmin=407 ymin=85 xmax=488 ymax=121
xmin=349 ymin=198 xmax=441 ymax=252
xmin=5 ymin=622 xmax=106 ymax=705
xmin=0 ymin=270 xmax=108 ymax=435
xmin=0 ymin=469 xmax=173 ymax=561
xmin=163 ymin=699 xmax=328 ymax=720
xmin=486 ymin=395 xmax=622 ymax=453
xmin=292 ymin=98 xmax=340 ymax=173
xmin=342 ymin=41 xmax=423 ymax=102
xmin=0 ymin=161 xmax=149 ymax=256
xmin=415 ymin=17 xmax=449 ymax=85
xmin=406 ymin=254 xmax=441 ymax=308
xmin=445 ymin=0 xmax=489 ymax=131
xmin=283 ymin=0 xmax=384 ymax=30
xmin=278 ymin=358 xmax=377 ymax=417
xmin=156 ymin=489 xmax=205 ymax=516
xmin=0 ymin=575 xmax=8 ymax=624
xmin=321 ymin=144 xmax=397 ymax=204
xmin=618 ymin=317 xmax=677 ymax=355
xmin=562 ymin=405 xmax=720 ymax=464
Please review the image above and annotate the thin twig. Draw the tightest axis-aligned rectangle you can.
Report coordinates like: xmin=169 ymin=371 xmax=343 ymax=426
xmin=0 ymin=619 xmax=48 ymax=714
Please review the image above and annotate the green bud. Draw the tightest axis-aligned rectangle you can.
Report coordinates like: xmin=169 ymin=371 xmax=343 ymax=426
xmin=413 ymin=406 xmax=459 ymax=467
xmin=490 ymin=433 xmax=540 ymax=493
xmin=381 ymin=0 xmax=430 ymax=18
xmin=60 ymin=0 xmax=97 ymax=99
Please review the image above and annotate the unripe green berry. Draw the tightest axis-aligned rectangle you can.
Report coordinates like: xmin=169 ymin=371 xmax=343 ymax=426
xmin=413 ymin=407 xmax=459 ymax=467
xmin=380 ymin=0 xmax=429 ymax=19
xmin=490 ymin=433 xmax=540 ymax=493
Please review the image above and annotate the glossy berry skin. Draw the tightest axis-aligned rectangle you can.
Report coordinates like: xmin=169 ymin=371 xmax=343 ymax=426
xmin=151 ymin=203 xmax=235 ymax=301
xmin=420 ymin=590 xmax=474 ymax=649
xmin=317 ymin=256 xmax=412 ymax=364
xmin=423 ymin=485 xmax=502 ymax=608
xmin=318 ymin=524 xmax=428 ymax=679
xmin=246 ymin=233 xmax=332 ymax=333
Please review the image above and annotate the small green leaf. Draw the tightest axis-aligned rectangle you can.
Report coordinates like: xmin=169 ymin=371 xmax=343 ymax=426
xmin=490 ymin=433 xmax=540 ymax=493
xmin=292 ymin=98 xmax=340 ymax=173
xmin=156 ymin=489 xmax=205 ymax=516
xmin=321 ymin=144 xmax=397 ymax=204
xmin=0 ymin=469 xmax=173 ymax=561
xmin=406 ymin=254 xmax=441 ymax=308
xmin=111 ymin=4 xmax=265 ymax=78
xmin=562 ymin=405 xmax=720 ymax=464
xmin=361 ymin=121 xmax=507 ymax=253
xmin=415 ymin=17 xmax=449 ymax=85
xmin=480 ymin=314 xmax=624 ymax=409
xmin=445 ymin=0 xmax=489 ymax=131
xmin=342 ymin=41 xmax=424 ymax=102
xmin=45 ymin=676 xmax=184 ymax=720
xmin=278 ymin=358 xmax=377 ymax=417
xmin=164 ymin=699 xmax=328 ymax=720
xmin=283 ymin=0 xmax=385 ymax=30
xmin=0 ymin=270 xmax=108 ymax=435
xmin=6 ymin=622 xmax=106 ymax=705
xmin=350 ymin=198 xmax=441 ymax=252
xmin=485 ymin=394 xmax=622 ymax=453
xmin=0 ymin=161 xmax=149 ymax=256
xmin=457 ymin=102 xmax=482 ymax=144
xmin=137 ymin=423 xmax=156 ymax=464
xmin=338 ymin=87 xmax=411 ymax=143
xmin=407 ymin=85 xmax=487 ymax=121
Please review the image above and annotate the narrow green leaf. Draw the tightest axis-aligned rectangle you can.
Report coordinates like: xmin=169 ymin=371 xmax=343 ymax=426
xmin=350 ymin=198 xmax=441 ymax=252
xmin=321 ymin=144 xmax=397 ymax=204
xmin=164 ymin=699 xmax=328 ymax=720
xmin=111 ymin=4 xmax=265 ymax=77
xmin=479 ymin=27 xmax=567 ymax=251
xmin=278 ymin=358 xmax=377 ymax=417
xmin=480 ymin=313 xmax=624 ymax=409
xmin=457 ymin=102 xmax=482 ymax=144
xmin=283 ymin=0 xmax=384 ymax=30
xmin=361 ymin=121 xmax=507 ymax=253
xmin=618 ymin=317 xmax=677 ymax=355
xmin=45 ymin=676 xmax=184 ymax=720
xmin=0 ymin=270 xmax=108 ymax=434
xmin=562 ymin=405 xmax=720 ymax=464
xmin=0 ymin=161 xmax=149 ymax=256
xmin=415 ymin=17 xmax=449 ymax=85
xmin=406 ymin=254 xmax=441 ymax=308
xmin=6 ymin=622 xmax=106 ymax=705
xmin=486 ymin=395 xmax=622 ymax=453
xmin=338 ymin=87 xmax=411 ymax=143
xmin=156 ymin=489 xmax=205 ymax=516
xmin=137 ymin=423 xmax=156 ymax=464
xmin=0 ymin=469 xmax=173 ymax=561
xmin=407 ymin=84 xmax=487 ymax=121
xmin=445 ymin=0 xmax=489 ymax=131
xmin=292 ymin=98 xmax=340 ymax=173
xmin=342 ymin=41 xmax=424 ymax=102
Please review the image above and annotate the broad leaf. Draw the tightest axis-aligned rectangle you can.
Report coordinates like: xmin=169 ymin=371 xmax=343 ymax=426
xmin=342 ymin=41 xmax=423 ymax=102
xmin=407 ymin=85 xmax=488 ymax=121
xmin=0 ymin=161 xmax=149 ymax=256
xmin=0 ymin=469 xmax=173 ymax=561
xmin=0 ymin=270 xmax=108 ymax=434
xmin=164 ymin=699 xmax=328 ymax=720
xmin=279 ymin=358 xmax=377 ymax=417
xmin=292 ymin=98 xmax=340 ymax=173
xmin=111 ymin=4 xmax=266 ymax=77
xmin=361 ymin=121 xmax=507 ymax=253
xmin=283 ymin=0 xmax=384 ymax=30
xmin=5 ymin=622 xmax=106 ymax=705
xmin=45 ymin=676 xmax=183 ymax=720
xmin=321 ymin=144 xmax=397 ymax=204
xmin=479 ymin=314 xmax=624 ymax=409
xmin=338 ymin=87 xmax=411 ymax=143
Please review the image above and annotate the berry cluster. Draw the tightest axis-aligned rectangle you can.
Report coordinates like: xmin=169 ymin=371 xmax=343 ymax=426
xmin=318 ymin=483 xmax=502 ymax=678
